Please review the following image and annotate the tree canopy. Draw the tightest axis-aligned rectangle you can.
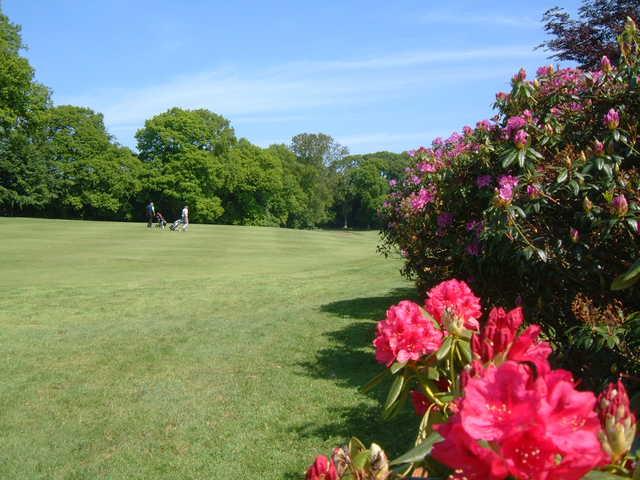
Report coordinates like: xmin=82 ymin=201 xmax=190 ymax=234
xmin=539 ymin=0 xmax=640 ymax=69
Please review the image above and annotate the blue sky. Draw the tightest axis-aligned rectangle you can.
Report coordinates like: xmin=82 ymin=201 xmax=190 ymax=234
xmin=5 ymin=0 xmax=581 ymax=154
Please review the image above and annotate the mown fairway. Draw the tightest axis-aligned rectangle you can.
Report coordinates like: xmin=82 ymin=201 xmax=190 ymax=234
xmin=0 ymin=218 xmax=416 ymax=479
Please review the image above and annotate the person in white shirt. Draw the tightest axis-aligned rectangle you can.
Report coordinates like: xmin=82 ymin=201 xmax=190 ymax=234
xmin=181 ymin=205 xmax=189 ymax=231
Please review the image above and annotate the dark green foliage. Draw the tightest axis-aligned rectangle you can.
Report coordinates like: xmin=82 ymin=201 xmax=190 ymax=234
xmin=540 ymin=0 xmax=640 ymax=69
xmin=0 ymin=6 xmax=409 ymax=228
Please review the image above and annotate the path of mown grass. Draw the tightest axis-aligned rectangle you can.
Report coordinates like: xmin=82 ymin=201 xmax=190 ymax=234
xmin=0 ymin=218 xmax=416 ymax=479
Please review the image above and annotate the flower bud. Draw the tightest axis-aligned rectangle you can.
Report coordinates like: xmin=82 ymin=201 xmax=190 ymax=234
xmin=601 ymin=55 xmax=613 ymax=73
xmin=332 ymin=446 xmax=350 ymax=477
xmin=604 ymin=108 xmax=620 ymax=130
xmin=514 ymin=129 xmax=529 ymax=150
xmin=443 ymin=309 xmax=468 ymax=337
xmin=583 ymin=197 xmax=593 ymax=213
xmin=306 ymin=455 xmax=338 ymax=480
xmin=594 ymin=139 xmax=605 ymax=155
xmin=570 ymin=227 xmax=580 ymax=243
xmin=611 ymin=194 xmax=629 ymax=216
xmin=598 ymin=380 xmax=637 ymax=463
xmin=369 ymin=443 xmax=390 ymax=480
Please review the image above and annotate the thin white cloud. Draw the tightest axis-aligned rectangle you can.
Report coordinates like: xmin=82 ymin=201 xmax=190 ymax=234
xmin=420 ymin=13 xmax=540 ymax=28
xmin=55 ymin=45 xmax=546 ymax=148
xmin=337 ymin=130 xmax=450 ymax=147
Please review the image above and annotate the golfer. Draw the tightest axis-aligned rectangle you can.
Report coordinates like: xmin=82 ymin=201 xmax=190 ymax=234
xmin=181 ymin=205 xmax=189 ymax=231
xmin=146 ymin=201 xmax=155 ymax=228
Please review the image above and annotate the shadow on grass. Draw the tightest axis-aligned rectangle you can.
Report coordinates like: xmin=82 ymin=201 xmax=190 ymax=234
xmin=286 ymin=287 xmax=419 ymax=478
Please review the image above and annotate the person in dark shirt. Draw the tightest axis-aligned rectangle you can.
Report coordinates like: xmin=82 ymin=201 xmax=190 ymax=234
xmin=146 ymin=201 xmax=155 ymax=228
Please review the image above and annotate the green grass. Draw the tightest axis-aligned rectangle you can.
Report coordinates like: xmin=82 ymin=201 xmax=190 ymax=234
xmin=0 ymin=217 xmax=417 ymax=479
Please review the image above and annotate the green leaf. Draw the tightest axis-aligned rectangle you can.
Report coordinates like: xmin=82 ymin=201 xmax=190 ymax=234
xmin=457 ymin=339 xmax=473 ymax=363
xmin=436 ymin=336 xmax=453 ymax=361
xmin=518 ymin=148 xmax=526 ymax=167
xmin=390 ymin=431 xmax=443 ymax=466
xmin=583 ymin=472 xmax=628 ymax=479
xmin=537 ymin=249 xmax=548 ymax=262
xmin=359 ymin=369 xmax=390 ymax=394
xmin=528 ymin=148 xmax=544 ymax=160
xmin=384 ymin=375 xmax=405 ymax=411
xmin=556 ymin=168 xmax=568 ymax=183
xmin=568 ymin=180 xmax=580 ymax=196
xmin=611 ymin=258 xmax=640 ymax=290
xmin=595 ymin=157 xmax=604 ymax=170
xmin=390 ymin=361 xmax=407 ymax=374
xmin=502 ymin=150 xmax=518 ymax=168
xmin=614 ymin=129 xmax=621 ymax=142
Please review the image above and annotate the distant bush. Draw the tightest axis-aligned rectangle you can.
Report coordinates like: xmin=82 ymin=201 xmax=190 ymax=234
xmin=379 ymin=19 xmax=640 ymax=389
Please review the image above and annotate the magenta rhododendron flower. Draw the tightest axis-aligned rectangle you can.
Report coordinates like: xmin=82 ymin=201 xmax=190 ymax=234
xmin=526 ymin=184 xmax=542 ymax=199
xmin=417 ymin=161 xmax=436 ymax=173
xmin=306 ymin=455 xmax=338 ymax=480
xmin=604 ymin=108 xmax=620 ymax=130
xmin=611 ymin=194 xmax=629 ymax=216
xmin=373 ymin=300 xmax=443 ymax=366
xmin=437 ymin=212 xmax=454 ymax=229
xmin=410 ymin=186 xmax=436 ymax=211
xmin=476 ymin=119 xmax=493 ymax=131
xmin=504 ymin=116 xmax=527 ymax=138
xmin=497 ymin=175 xmax=519 ymax=203
xmin=425 ymin=279 xmax=482 ymax=331
xmin=513 ymin=129 xmax=529 ymax=149
xmin=433 ymin=361 xmax=608 ymax=480
xmin=536 ymin=65 xmax=554 ymax=77
xmin=476 ymin=175 xmax=492 ymax=188
xmin=466 ymin=241 xmax=481 ymax=256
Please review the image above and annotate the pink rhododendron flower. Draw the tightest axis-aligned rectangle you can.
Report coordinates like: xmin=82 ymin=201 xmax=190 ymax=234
xmin=306 ymin=455 xmax=338 ymax=480
xmin=433 ymin=360 xmax=608 ymax=480
xmin=425 ymin=279 xmax=482 ymax=331
xmin=536 ymin=65 xmax=554 ymax=77
xmin=514 ymin=68 xmax=527 ymax=82
xmin=604 ymin=108 xmax=620 ymax=130
xmin=388 ymin=179 xmax=397 ymax=187
xmin=497 ymin=175 xmax=519 ymax=203
xmin=496 ymin=91 xmax=509 ymax=102
xmin=417 ymin=161 xmax=437 ymax=173
xmin=505 ymin=116 xmax=527 ymax=138
xmin=409 ymin=186 xmax=436 ymax=211
xmin=407 ymin=149 xmax=416 ymax=157
xmin=601 ymin=55 xmax=613 ymax=73
xmin=476 ymin=119 xmax=493 ymax=132
xmin=373 ymin=300 xmax=443 ymax=366
xmin=471 ymin=307 xmax=523 ymax=363
xmin=514 ymin=129 xmax=529 ymax=149
xmin=463 ymin=125 xmax=473 ymax=136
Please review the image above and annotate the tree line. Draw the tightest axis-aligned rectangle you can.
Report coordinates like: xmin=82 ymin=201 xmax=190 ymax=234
xmin=0 ymin=9 xmax=408 ymax=229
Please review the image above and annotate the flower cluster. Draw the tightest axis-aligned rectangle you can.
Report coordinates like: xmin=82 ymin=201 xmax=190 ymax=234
xmin=379 ymin=19 xmax=640 ymax=387
xmin=373 ymin=300 xmax=443 ymax=366
xmin=432 ymin=361 xmax=609 ymax=480
xmin=305 ymin=278 xmax=639 ymax=480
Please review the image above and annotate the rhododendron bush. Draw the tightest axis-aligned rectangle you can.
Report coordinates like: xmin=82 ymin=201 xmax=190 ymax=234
xmin=378 ymin=20 xmax=640 ymax=386
xmin=305 ymin=279 xmax=639 ymax=480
